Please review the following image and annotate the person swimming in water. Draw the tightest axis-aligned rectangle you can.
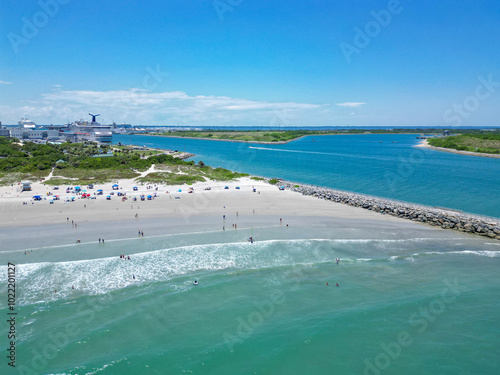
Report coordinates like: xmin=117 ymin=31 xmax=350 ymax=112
xmin=194 ymin=280 xmax=198 ymax=285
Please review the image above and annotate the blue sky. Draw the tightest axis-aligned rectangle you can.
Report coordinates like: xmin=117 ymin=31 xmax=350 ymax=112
xmin=1 ymin=0 xmax=499 ymax=126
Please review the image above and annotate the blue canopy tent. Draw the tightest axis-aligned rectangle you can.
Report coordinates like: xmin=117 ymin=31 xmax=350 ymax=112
xmin=112 ymin=184 xmax=119 ymax=190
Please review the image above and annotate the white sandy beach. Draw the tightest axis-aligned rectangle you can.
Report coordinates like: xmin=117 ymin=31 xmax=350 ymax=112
xmin=0 ymin=175 xmax=416 ymax=228
xmin=1 ymin=167 xmax=462 ymax=255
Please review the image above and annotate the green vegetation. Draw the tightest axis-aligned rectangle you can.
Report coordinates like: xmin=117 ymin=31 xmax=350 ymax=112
xmin=250 ymin=176 xmax=265 ymax=181
xmin=136 ymin=165 xmax=247 ymax=184
xmin=149 ymin=128 xmax=492 ymax=144
xmin=428 ymin=131 xmax=500 ymax=155
xmin=152 ymin=130 xmax=316 ymax=143
xmin=294 ymin=185 xmax=300 ymax=188
xmin=136 ymin=172 xmax=205 ymax=185
xmin=268 ymin=178 xmax=279 ymax=185
xmin=45 ymin=168 xmax=141 ymax=186
xmin=0 ymin=137 xmax=249 ymax=186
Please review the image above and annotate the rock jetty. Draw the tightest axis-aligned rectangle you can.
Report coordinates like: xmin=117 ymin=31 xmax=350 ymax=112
xmin=268 ymin=179 xmax=500 ymax=240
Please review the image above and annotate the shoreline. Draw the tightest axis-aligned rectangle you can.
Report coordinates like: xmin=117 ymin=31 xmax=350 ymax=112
xmin=1 ymin=171 xmax=499 ymax=247
xmin=0 ymin=177 xmax=411 ymax=228
xmin=147 ymin=134 xmax=306 ymax=144
xmin=270 ymin=178 xmax=500 ymax=240
xmin=417 ymin=139 xmax=500 ymax=159
xmin=142 ymin=132 xmax=432 ymax=145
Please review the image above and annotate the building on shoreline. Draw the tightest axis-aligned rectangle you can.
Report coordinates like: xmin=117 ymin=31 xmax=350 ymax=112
xmin=2 ymin=115 xmax=115 ymax=144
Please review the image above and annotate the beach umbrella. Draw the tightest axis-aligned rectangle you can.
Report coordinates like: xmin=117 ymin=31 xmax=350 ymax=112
xmin=178 ymin=189 xmax=182 ymax=192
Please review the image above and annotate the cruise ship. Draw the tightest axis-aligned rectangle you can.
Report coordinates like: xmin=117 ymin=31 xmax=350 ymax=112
xmin=67 ymin=117 xmax=113 ymax=143
xmin=18 ymin=118 xmax=36 ymax=129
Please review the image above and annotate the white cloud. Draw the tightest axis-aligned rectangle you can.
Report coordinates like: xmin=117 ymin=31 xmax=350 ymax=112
xmin=0 ymin=81 xmax=12 ymax=85
xmin=1 ymin=88 xmax=323 ymax=125
xmin=336 ymin=102 xmax=366 ymax=108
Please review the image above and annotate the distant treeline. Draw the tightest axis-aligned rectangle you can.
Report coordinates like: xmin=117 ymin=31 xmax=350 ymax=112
xmin=428 ymin=131 xmax=500 ymax=154
xmin=151 ymin=128 xmax=496 ymax=143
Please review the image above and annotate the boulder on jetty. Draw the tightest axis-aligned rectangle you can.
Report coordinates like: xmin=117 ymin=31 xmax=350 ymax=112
xmin=265 ymin=178 xmax=500 ymax=240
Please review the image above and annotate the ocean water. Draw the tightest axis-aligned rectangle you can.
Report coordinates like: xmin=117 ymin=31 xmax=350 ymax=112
xmin=114 ymin=133 xmax=500 ymax=218
xmin=1 ymin=134 xmax=499 ymax=374
xmin=1 ymin=223 xmax=500 ymax=374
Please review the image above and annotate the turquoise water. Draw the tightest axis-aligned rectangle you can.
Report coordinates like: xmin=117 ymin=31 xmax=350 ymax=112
xmin=1 ymin=134 xmax=499 ymax=374
xmin=1 ymin=222 xmax=500 ymax=374
xmin=115 ymin=134 xmax=500 ymax=218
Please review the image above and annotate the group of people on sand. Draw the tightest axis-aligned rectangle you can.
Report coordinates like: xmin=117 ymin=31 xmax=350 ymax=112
xmin=138 ymin=230 xmax=144 ymax=236
xmin=120 ymin=255 xmax=131 ymax=260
